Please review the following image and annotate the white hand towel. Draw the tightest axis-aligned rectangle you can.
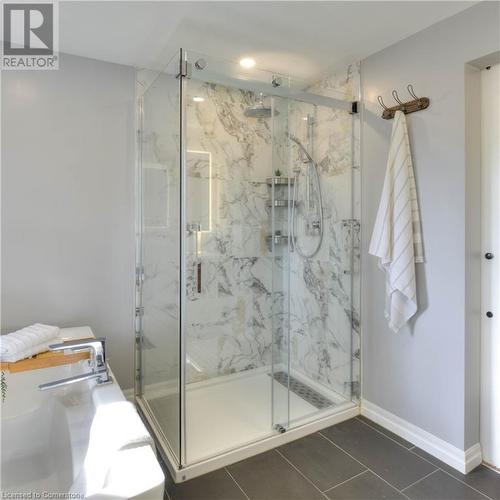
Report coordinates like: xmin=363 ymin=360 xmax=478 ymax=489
xmin=369 ymin=110 xmax=424 ymax=332
xmin=0 ymin=323 xmax=60 ymax=362
xmin=1 ymin=340 xmax=56 ymax=363
xmin=70 ymin=401 xmax=153 ymax=497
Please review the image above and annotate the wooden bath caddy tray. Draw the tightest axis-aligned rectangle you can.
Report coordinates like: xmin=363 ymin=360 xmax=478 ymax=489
xmin=0 ymin=348 xmax=90 ymax=373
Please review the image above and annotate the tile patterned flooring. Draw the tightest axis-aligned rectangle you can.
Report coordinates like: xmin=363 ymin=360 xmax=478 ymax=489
xmin=164 ymin=417 xmax=500 ymax=500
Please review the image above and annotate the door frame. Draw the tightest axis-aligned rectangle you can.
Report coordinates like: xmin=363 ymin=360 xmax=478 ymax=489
xmin=480 ymin=62 xmax=500 ymax=470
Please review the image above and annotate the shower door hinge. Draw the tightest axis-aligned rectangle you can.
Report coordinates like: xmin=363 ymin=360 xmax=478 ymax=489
xmin=135 ymin=306 xmax=144 ymax=336
xmin=134 ymin=359 xmax=142 ymax=393
xmin=177 ymin=60 xmax=192 ymax=79
xmin=135 ymin=265 xmax=145 ymax=288
xmin=350 ymin=101 xmax=359 ymax=114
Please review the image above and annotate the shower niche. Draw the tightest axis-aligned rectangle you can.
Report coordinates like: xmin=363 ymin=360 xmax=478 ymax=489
xmin=135 ymin=49 xmax=361 ymax=481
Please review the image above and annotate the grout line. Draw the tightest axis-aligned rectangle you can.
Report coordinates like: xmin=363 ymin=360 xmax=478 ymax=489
xmin=224 ymin=467 xmax=250 ymax=500
xmin=318 ymin=432 xmax=412 ymax=500
xmin=355 ymin=416 xmax=413 ymax=450
xmin=406 ymin=449 xmax=494 ymax=500
xmin=323 ymin=470 xmax=369 ymax=494
xmin=400 ymin=469 xmax=439 ymax=492
xmin=274 ymin=449 xmax=330 ymax=500
xmin=357 ymin=416 xmax=494 ymax=500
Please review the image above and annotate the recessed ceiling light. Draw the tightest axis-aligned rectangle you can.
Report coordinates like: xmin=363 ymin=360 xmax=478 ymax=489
xmin=239 ymin=57 xmax=256 ymax=69
xmin=193 ymin=96 xmax=205 ymax=102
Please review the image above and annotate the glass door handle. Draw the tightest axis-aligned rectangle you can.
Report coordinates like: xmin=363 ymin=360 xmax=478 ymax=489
xmin=485 ymin=252 xmax=494 ymax=260
xmin=197 ymin=262 xmax=202 ymax=294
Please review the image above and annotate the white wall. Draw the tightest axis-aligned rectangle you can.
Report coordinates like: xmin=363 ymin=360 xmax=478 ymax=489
xmin=361 ymin=1 xmax=499 ymax=450
xmin=1 ymin=54 xmax=136 ymax=388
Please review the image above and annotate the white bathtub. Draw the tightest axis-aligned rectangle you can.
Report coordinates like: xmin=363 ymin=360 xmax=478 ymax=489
xmin=0 ymin=327 xmax=164 ymax=498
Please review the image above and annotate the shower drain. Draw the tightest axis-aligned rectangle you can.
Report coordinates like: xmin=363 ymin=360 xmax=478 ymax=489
xmin=271 ymin=372 xmax=334 ymax=410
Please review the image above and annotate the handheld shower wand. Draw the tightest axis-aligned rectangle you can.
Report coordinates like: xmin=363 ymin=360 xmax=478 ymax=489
xmin=286 ymin=133 xmax=323 ymax=258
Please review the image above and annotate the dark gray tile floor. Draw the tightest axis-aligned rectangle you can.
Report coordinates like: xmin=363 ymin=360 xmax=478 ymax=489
xmin=165 ymin=417 xmax=500 ymax=500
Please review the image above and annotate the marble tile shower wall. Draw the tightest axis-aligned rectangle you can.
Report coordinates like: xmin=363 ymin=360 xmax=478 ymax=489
xmin=185 ymin=80 xmax=274 ymax=383
xmin=286 ymin=63 xmax=361 ymax=400
xmin=138 ymin=72 xmax=276 ymax=389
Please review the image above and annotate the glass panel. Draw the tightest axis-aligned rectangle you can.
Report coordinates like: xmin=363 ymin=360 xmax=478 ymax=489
xmin=182 ymin=57 xmax=285 ymax=465
xmin=286 ymin=96 xmax=357 ymax=426
xmin=137 ymin=52 xmax=182 ymax=462
xmin=270 ymin=95 xmax=291 ymax=431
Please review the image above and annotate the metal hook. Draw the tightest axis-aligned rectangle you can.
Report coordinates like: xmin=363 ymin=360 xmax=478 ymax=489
xmin=377 ymin=95 xmax=389 ymax=110
xmin=407 ymin=84 xmax=419 ymax=100
xmin=391 ymin=90 xmax=404 ymax=105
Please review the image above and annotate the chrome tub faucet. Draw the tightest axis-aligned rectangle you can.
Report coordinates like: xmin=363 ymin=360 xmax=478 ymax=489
xmin=39 ymin=337 xmax=112 ymax=390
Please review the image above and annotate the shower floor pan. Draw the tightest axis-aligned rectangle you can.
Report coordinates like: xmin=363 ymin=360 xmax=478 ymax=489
xmin=137 ymin=367 xmax=359 ymax=482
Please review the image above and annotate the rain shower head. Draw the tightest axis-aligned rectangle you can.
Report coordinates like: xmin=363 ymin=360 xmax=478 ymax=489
xmin=244 ymin=103 xmax=273 ymax=118
xmin=244 ymin=93 xmax=279 ymax=118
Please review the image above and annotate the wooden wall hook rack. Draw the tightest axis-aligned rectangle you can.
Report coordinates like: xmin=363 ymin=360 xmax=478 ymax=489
xmin=378 ymin=84 xmax=430 ymax=120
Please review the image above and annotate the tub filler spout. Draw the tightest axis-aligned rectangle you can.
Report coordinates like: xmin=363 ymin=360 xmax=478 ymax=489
xmin=39 ymin=337 xmax=112 ymax=390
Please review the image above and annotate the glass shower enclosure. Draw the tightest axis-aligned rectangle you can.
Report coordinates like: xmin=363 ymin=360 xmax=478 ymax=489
xmin=135 ymin=49 xmax=360 ymax=479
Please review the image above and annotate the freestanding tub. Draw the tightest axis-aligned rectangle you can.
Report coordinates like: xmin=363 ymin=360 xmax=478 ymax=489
xmin=0 ymin=327 xmax=164 ymax=498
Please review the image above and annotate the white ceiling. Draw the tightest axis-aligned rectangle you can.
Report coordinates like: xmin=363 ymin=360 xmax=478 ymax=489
xmin=60 ymin=1 xmax=476 ymax=83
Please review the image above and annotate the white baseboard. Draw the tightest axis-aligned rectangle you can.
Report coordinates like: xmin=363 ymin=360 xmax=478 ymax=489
xmin=361 ymin=399 xmax=482 ymax=474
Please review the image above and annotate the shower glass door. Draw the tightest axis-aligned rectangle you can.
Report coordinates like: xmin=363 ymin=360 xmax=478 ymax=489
xmin=269 ymin=94 xmax=292 ymax=432
xmin=181 ymin=50 xmax=291 ymax=465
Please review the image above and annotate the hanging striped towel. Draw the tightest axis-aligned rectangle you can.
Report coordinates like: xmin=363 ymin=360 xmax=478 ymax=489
xmin=369 ymin=110 xmax=424 ymax=332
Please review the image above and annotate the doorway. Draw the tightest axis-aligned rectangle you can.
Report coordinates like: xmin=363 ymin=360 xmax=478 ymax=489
xmin=480 ymin=62 xmax=499 ymax=470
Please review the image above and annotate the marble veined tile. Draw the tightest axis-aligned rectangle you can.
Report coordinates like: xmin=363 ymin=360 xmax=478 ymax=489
xmin=141 ymin=67 xmax=361 ymax=395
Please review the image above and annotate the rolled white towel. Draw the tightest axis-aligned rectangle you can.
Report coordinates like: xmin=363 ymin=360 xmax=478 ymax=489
xmin=2 ymin=340 xmax=56 ymax=363
xmin=0 ymin=324 xmax=60 ymax=363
